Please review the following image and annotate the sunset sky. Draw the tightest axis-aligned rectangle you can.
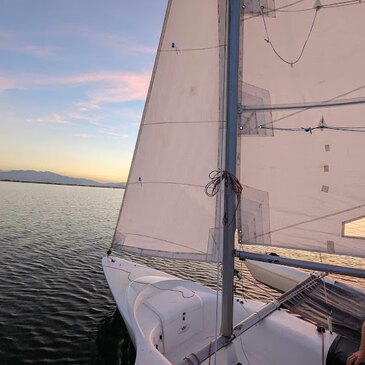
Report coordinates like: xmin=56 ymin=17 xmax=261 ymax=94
xmin=0 ymin=0 xmax=167 ymax=182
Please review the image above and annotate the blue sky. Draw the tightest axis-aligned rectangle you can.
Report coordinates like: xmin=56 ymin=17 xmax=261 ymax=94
xmin=0 ymin=0 xmax=167 ymax=182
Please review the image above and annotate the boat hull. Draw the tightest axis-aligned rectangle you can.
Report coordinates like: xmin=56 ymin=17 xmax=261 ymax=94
xmin=245 ymin=259 xmax=310 ymax=292
xmin=245 ymin=259 xmax=365 ymax=294
xmin=103 ymin=255 xmax=338 ymax=365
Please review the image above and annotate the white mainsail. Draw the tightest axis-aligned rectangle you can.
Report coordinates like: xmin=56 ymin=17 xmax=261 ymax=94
xmin=238 ymin=0 xmax=365 ymax=258
xmin=113 ymin=0 xmax=227 ymax=261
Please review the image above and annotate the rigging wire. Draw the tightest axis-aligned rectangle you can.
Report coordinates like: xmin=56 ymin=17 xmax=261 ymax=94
xmin=261 ymin=6 xmax=319 ymax=66
xmin=159 ymin=44 xmax=225 ymax=53
xmin=244 ymin=0 xmax=363 ymax=19
xmin=246 ymin=0 xmax=363 ymax=66
xmin=322 ymin=278 xmax=334 ymax=334
xmin=244 ymin=0 xmax=309 ymax=20
xmin=214 ymin=210 xmax=222 ymax=365
xmin=258 ymin=84 xmax=365 ymax=128
xmin=275 ymin=0 xmax=363 ymax=12
xmin=271 ymin=6 xmax=314 ymax=12
xmin=243 ymin=97 xmax=365 ymax=112
xmin=321 ymin=0 xmax=363 ymax=8
xmin=259 ymin=124 xmax=365 ymax=133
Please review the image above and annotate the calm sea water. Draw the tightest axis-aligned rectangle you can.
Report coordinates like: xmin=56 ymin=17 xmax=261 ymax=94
xmin=0 ymin=181 xmax=364 ymax=364
xmin=0 ymin=181 xmax=134 ymax=364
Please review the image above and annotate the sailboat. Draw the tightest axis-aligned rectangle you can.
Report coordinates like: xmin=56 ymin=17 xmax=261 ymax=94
xmin=103 ymin=0 xmax=365 ymax=364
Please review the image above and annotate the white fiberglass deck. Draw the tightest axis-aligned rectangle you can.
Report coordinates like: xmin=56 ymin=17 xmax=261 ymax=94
xmin=103 ymin=255 xmax=336 ymax=365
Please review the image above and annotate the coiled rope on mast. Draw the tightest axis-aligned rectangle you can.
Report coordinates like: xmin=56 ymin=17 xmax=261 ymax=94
xmin=205 ymin=170 xmax=243 ymax=225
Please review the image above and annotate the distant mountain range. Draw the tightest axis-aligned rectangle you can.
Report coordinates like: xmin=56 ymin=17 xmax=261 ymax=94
xmin=0 ymin=170 xmax=126 ymax=189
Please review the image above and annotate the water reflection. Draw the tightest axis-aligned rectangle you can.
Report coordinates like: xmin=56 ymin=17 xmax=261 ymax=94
xmin=93 ymin=310 xmax=135 ymax=365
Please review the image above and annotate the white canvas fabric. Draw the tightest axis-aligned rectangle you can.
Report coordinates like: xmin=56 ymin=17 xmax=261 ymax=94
xmin=239 ymin=0 xmax=365 ymax=258
xmin=113 ymin=0 xmax=227 ymax=261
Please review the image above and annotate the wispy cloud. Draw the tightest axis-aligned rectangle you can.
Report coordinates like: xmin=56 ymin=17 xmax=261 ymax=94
xmin=94 ymin=32 xmax=156 ymax=55
xmin=67 ymin=112 xmax=101 ymax=125
xmin=98 ymin=126 xmax=129 ymax=139
xmin=26 ymin=108 xmax=135 ymax=137
xmin=73 ymin=133 xmax=91 ymax=138
xmin=0 ymin=30 xmax=56 ymax=58
xmin=77 ymin=72 xmax=150 ymax=110
xmin=0 ymin=70 xmax=151 ymax=106
xmin=0 ymin=75 xmax=17 ymax=91
xmin=57 ymin=26 xmax=156 ymax=56
xmin=26 ymin=113 xmax=70 ymax=125
xmin=2 ymin=70 xmax=148 ymax=132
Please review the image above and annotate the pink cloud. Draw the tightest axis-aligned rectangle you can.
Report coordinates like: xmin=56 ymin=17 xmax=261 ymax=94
xmin=41 ymin=71 xmax=151 ymax=110
xmin=49 ymin=71 xmax=151 ymax=91
xmin=0 ymin=70 xmax=151 ymax=105
xmin=3 ymin=70 xmax=150 ymax=129
xmin=79 ymin=72 xmax=150 ymax=108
